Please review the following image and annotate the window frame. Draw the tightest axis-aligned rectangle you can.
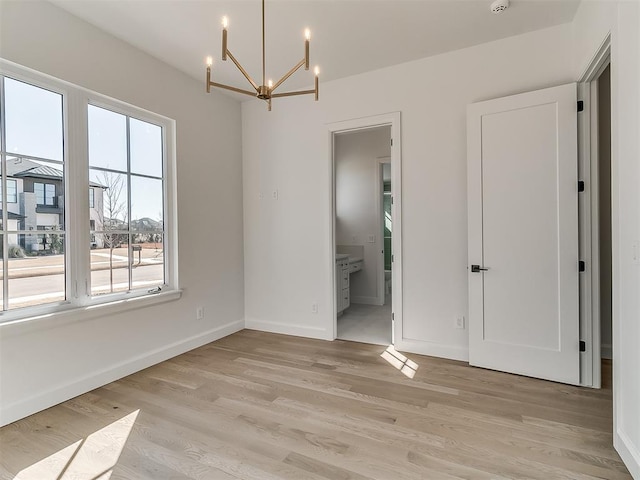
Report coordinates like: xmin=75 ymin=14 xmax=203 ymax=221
xmin=0 ymin=59 xmax=179 ymax=325
xmin=87 ymin=101 xmax=168 ymax=298
xmin=2 ymin=178 xmax=18 ymax=203
xmin=34 ymin=182 xmax=57 ymax=206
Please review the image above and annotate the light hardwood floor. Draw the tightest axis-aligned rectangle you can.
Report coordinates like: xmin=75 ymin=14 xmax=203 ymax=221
xmin=0 ymin=330 xmax=631 ymax=479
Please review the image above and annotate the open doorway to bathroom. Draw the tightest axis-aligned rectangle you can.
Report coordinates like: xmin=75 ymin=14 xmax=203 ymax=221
xmin=333 ymin=125 xmax=393 ymax=345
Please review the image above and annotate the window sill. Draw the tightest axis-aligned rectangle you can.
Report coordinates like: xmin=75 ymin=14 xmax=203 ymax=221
xmin=0 ymin=289 xmax=182 ymax=338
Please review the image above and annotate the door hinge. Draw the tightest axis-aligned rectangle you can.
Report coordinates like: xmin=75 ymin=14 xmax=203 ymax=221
xmin=578 ymin=180 xmax=585 ymax=192
xmin=391 ymin=254 xmax=394 ymax=263
xmin=392 ymin=312 xmax=394 ymax=320
xmin=579 ymin=260 xmax=585 ymax=272
xmin=579 ymin=340 xmax=586 ymax=352
xmin=391 ymin=196 xmax=394 ymax=204
xmin=391 ymin=138 xmax=393 ymax=146
xmin=577 ymin=100 xmax=584 ymax=112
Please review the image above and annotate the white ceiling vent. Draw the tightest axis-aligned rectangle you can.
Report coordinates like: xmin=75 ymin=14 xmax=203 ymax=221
xmin=490 ymin=0 xmax=510 ymax=14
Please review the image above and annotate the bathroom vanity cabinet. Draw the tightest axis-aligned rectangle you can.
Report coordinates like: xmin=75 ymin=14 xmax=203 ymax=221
xmin=336 ymin=255 xmax=350 ymax=314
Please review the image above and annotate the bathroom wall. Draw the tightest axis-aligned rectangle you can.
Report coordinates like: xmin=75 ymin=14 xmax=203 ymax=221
xmin=335 ymin=126 xmax=391 ymax=304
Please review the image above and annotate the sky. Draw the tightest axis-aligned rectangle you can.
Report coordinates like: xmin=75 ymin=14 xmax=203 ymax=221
xmin=3 ymin=77 xmax=164 ymax=223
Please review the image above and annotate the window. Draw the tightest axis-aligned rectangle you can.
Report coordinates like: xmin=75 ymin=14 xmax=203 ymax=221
xmin=1 ymin=77 xmax=66 ymax=311
xmin=88 ymin=105 xmax=165 ymax=296
xmin=0 ymin=62 xmax=176 ymax=321
xmin=0 ymin=179 xmax=17 ymax=203
xmin=34 ymin=182 xmax=56 ymax=206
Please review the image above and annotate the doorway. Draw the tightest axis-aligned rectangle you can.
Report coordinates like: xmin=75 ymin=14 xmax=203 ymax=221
xmin=334 ymin=127 xmax=391 ymax=345
xmin=328 ymin=112 xmax=402 ymax=347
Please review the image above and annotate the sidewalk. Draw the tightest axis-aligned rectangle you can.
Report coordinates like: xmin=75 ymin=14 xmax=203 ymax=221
xmin=3 ymin=247 xmax=163 ymax=279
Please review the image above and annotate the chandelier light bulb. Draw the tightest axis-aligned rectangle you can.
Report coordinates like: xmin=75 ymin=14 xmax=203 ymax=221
xmin=222 ymin=16 xmax=229 ymax=29
xmin=314 ymin=66 xmax=320 ymax=76
xmin=305 ymin=29 xmax=311 ymax=41
xmin=206 ymin=56 xmax=213 ymax=67
xmin=268 ymin=79 xmax=273 ymax=88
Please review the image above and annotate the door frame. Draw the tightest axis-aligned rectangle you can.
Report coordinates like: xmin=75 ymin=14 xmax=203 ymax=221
xmin=328 ymin=112 xmax=402 ymax=343
xmin=577 ymin=34 xmax=611 ymax=388
xmin=377 ymin=157 xmax=391 ymax=307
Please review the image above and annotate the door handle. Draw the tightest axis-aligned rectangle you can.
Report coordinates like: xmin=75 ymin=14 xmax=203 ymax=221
xmin=471 ymin=264 xmax=489 ymax=273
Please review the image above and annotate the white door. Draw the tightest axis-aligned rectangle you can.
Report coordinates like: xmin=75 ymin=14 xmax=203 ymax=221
xmin=467 ymin=83 xmax=580 ymax=385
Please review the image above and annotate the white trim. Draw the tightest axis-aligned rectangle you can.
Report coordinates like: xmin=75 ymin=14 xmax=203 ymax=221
xmin=327 ymin=112 xmax=402 ymax=346
xmin=615 ymin=429 xmax=640 ymax=480
xmin=601 ymin=343 xmax=612 ymax=359
xmin=0 ymin=318 xmax=243 ymax=427
xmin=245 ymin=318 xmax=331 ymax=341
xmin=577 ymin=35 xmax=610 ymax=388
xmin=0 ymin=289 xmax=182 ymax=338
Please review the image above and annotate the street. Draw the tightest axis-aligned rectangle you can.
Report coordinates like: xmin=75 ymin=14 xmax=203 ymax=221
xmin=2 ymin=247 xmax=164 ymax=309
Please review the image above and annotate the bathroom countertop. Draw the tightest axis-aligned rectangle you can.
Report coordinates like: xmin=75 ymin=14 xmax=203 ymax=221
xmin=336 ymin=253 xmax=349 ymax=261
xmin=348 ymin=256 xmax=363 ymax=263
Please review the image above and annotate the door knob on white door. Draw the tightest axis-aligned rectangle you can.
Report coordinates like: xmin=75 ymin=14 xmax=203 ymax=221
xmin=471 ymin=264 xmax=489 ymax=272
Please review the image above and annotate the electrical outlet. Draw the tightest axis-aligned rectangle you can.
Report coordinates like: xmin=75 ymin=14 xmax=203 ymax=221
xmin=351 ymin=235 xmax=357 ymax=243
xmin=455 ymin=316 xmax=465 ymax=329
xmin=272 ymin=189 xmax=278 ymax=200
xmin=633 ymin=241 xmax=640 ymax=265
xmin=311 ymin=303 xmax=318 ymax=314
xmin=196 ymin=306 xmax=205 ymax=320
xmin=368 ymin=234 xmax=375 ymax=243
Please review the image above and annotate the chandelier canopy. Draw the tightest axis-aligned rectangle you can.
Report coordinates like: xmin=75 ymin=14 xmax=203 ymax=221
xmin=206 ymin=0 xmax=319 ymax=111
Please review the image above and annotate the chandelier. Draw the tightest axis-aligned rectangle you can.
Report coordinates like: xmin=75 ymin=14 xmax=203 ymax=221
xmin=205 ymin=0 xmax=319 ymax=111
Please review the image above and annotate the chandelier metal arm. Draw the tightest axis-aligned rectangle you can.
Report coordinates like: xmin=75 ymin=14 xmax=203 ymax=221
xmin=207 ymin=81 xmax=256 ymax=97
xmin=271 ymin=89 xmax=316 ymax=98
xmin=225 ymin=50 xmax=260 ymax=92
xmin=270 ymin=58 xmax=306 ymax=93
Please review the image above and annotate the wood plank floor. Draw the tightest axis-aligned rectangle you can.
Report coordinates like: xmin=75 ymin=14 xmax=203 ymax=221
xmin=0 ymin=330 xmax=631 ymax=479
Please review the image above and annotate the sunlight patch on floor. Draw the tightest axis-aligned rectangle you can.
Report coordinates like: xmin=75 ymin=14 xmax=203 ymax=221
xmin=15 ymin=409 xmax=139 ymax=480
xmin=380 ymin=345 xmax=418 ymax=378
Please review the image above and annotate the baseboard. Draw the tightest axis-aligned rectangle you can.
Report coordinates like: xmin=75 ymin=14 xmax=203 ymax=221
xmin=0 ymin=319 xmax=243 ymax=427
xmin=245 ymin=317 xmax=331 ymax=341
xmin=395 ymin=338 xmax=469 ymax=362
xmin=601 ymin=343 xmax=612 ymax=359
xmin=351 ymin=296 xmax=383 ymax=306
xmin=615 ymin=429 xmax=640 ymax=479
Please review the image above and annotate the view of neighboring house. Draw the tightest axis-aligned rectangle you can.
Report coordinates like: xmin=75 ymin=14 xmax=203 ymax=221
xmin=3 ymin=156 xmax=104 ymax=253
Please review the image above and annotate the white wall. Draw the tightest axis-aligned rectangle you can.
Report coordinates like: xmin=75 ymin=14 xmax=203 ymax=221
xmin=0 ymin=1 xmax=244 ymax=425
xmin=573 ymin=2 xmax=640 ymax=477
xmin=335 ymin=127 xmax=390 ymax=303
xmin=243 ymin=24 xmax=575 ymax=354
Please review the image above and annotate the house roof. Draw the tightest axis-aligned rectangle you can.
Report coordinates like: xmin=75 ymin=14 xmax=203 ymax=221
xmin=7 ymin=157 xmax=106 ymax=188
xmin=14 ymin=165 xmax=63 ymax=180
xmin=0 ymin=210 xmax=25 ymax=220
xmin=6 ymin=157 xmax=41 ymax=176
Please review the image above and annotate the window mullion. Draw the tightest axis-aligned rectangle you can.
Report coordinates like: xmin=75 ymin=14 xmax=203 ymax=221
xmin=126 ymin=116 xmax=132 ymax=292
xmin=66 ymin=90 xmax=91 ymax=306
xmin=0 ymin=75 xmax=8 ymax=311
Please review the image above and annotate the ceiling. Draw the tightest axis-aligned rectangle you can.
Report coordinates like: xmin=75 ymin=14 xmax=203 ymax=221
xmin=50 ymin=0 xmax=580 ymax=97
